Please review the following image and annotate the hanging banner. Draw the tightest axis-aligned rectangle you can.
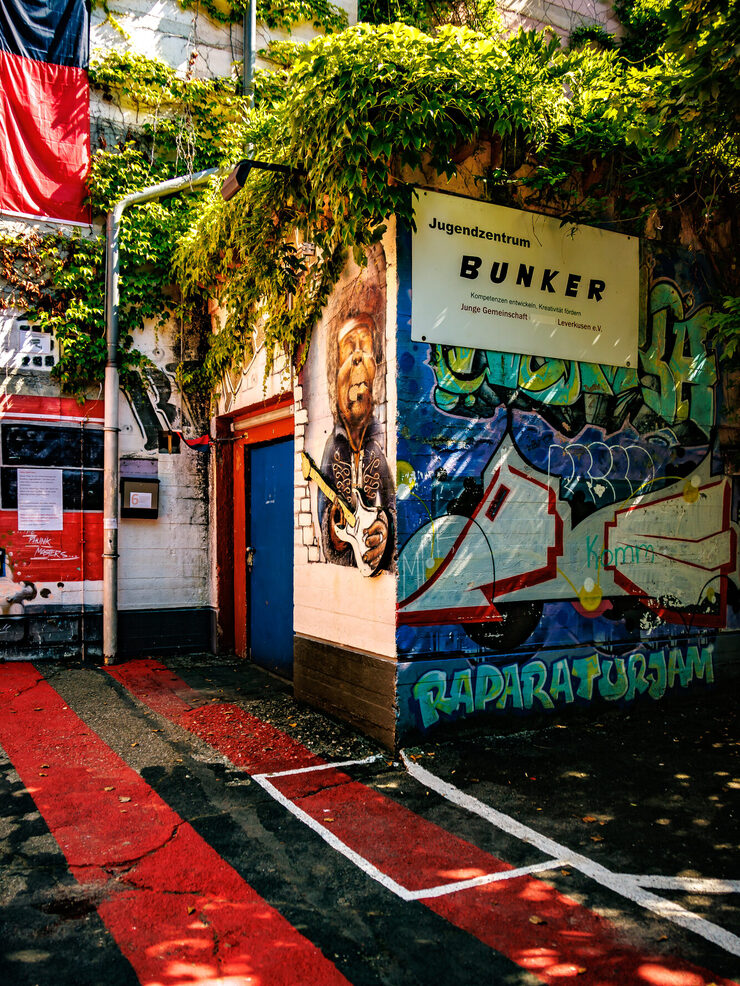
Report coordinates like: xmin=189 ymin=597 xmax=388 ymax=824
xmin=411 ymin=190 xmax=639 ymax=367
xmin=0 ymin=0 xmax=90 ymax=224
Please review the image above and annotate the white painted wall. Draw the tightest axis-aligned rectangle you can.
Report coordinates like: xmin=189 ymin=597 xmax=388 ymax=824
xmin=91 ymin=0 xmax=357 ymax=80
xmin=498 ymin=0 xmax=622 ymax=39
xmin=116 ymin=318 xmax=211 ymax=611
xmin=295 ymin=227 xmax=398 ymax=659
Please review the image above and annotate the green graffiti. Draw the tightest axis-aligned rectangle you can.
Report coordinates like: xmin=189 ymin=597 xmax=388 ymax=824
xmin=625 ymin=652 xmax=652 ymax=702
xmin=521 ymin=660 xmax=554 ymax=709
xmin=474 ymin=664 xmax=505 ymax=711
xmin=549 ymin=659 xmax=575 ymax=703
xmin=598 ymin=658 xmax=629 ymax=701
xmin=571 ymin=653 xmax=602 ymax=700
xmin=496 ymin=663 xmax=525 ymax=709
xmin=641 ymin=283 xmax=716 ymax=436
xmin=411 ymin=644 xmax=715 ymax=728
xmin=428 ymin=279 xmax=717 ymax=437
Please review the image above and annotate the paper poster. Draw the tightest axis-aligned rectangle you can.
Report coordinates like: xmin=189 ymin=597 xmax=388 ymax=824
xmin=17 ymin=468 xmax=63 ymax=531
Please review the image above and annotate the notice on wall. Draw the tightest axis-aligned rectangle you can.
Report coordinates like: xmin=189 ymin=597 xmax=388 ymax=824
xmin=411 ymin=190 xmax=639 ymax=367
xmin=17 ymin=468 xmax=63 ymax=531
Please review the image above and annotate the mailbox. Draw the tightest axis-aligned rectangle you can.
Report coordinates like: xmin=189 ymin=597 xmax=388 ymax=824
xmin=120 ymin=477 xmax=160 ymax=519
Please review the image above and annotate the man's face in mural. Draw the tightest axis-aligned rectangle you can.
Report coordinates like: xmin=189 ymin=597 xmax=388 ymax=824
xmin=336 ymin=316 xmax=376 ymax=440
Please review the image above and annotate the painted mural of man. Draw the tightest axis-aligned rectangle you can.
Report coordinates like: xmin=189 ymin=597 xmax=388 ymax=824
xmin=318 ymin=312 xmax=394 ymax=574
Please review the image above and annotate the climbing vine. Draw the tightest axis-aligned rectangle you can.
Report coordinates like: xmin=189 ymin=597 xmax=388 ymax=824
xmin=0 ymin=229 xmax=152 ymax=394
xmin=175 ymin=22 xmax=739 ymax=394
xmin=1 ymin=46 xmax=245 ymax=399
xmin=0 ymin=0 xmax=346 ymax=399
xmin=92 ymin=0 xmax=347 ymax=35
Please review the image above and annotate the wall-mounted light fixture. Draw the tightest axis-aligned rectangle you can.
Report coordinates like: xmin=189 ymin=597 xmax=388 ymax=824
xmin=221 ymin=158 xmax=303 ymax=202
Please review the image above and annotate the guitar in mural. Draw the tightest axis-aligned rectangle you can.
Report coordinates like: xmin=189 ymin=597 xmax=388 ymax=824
xmin=301 ymin=451 xmax=382 ymax=577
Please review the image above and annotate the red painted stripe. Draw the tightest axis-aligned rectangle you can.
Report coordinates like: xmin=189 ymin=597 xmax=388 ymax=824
xmin=107 ymin=658 xmax=201 ymax=718
xmin=0 ymin=664 xmax=350 ymax=986
xmin=0 ymin=511 xmax=103 ymax=583
xmin=273 ymin=767 xmax=510 ymax=892
xmin=108 ymin=658 xmax=324 ymax=775
xmin=0 ymin=394 xmax=105 ymax=420
xmin=112 ymin=659 xmax=738 ymax=986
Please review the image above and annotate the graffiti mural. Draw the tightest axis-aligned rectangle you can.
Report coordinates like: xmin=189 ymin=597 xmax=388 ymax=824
xmin=396 ymin=231 xmax=739 ymax=733
xmin=407 ymin=642 xmax=716 ymax=730
xmin=304 ymin=245 xmax=394 ymax=575
xmin=124 ymin=362 xmax=197 ymax=452
xmin=428 ymin=279 xmax=716 ymax=444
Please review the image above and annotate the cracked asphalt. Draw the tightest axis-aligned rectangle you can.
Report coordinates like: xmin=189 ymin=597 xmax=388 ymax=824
xmin=0 ymin=652 xmax=737 ymax=985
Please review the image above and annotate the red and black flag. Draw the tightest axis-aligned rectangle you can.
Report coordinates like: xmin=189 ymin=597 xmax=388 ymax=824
xmin=0 ymin=0 xmax=90 ymax=224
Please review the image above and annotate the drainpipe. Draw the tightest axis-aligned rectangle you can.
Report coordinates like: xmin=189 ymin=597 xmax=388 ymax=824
xmin=243 ymin=0 xmax=256 ymax=110
xmin=103 ymin=167 xmax=219 ymax=665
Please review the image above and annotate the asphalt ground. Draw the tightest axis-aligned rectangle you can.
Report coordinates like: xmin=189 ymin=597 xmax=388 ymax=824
xmin=0 ymin=652 xmax=737 ymax=986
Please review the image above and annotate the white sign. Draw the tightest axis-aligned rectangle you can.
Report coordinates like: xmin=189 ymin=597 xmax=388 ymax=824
xmin=412 ymin=190 xmax=639 ymax=367
xmin=17 ymin=468 xmax=63 ymax=531
xmin=129 ymin=491 xmax=152 ymax=509
xmin=19 ymin=328 xmax=51 ymax=356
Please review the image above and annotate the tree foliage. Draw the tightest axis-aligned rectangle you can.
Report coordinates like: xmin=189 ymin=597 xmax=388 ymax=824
xmin=622 ymin=0 xmax=739 ymax=175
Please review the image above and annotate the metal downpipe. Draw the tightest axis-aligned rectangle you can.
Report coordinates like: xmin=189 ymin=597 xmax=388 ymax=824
xmin=102 ymin=168 xmax=218 ymax=666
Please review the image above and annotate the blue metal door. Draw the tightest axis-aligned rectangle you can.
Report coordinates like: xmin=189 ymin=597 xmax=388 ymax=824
xmin=247 ymin=438 xmax=294 ymax=676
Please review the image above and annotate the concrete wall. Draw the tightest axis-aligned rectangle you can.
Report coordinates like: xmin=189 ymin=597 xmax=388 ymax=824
xmin=92 ymin=0 xmax=357 ymax=82
xmin=498 ymin=0 xmax=622 ymax=39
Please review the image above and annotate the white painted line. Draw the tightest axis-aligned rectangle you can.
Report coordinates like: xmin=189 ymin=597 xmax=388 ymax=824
xmin=409 ymin=859 xmax=569 ymax=900
xmin=401 ymin=752 xmax=740 ymax=957
xmin=251 ymin=773 xmax=417 ymax=902
xmin=629 ymin=876 xmax=740 ymax=894
xmin=259 ymin=754 xmax=383 ymax=779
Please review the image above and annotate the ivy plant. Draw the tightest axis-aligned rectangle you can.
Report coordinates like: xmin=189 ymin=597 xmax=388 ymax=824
xmin=175 ymin=21 xmax=739 ymax=395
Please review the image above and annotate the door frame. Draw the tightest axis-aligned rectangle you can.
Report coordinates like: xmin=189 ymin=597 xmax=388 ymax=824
xmin=215 ymin=393 xmax=294 ymax=659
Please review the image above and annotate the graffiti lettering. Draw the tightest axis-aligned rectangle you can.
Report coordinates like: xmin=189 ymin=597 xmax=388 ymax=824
xmin=586 ymin=535 xmax=655 ymax=569
xmin=21 ymin=532 xmax=78 ymax=563
xmin=411 ymin=646 xmax=714 ymax=728
xmin=428 ymin=279 xmax=716 ymax=440
xmin=547 ymin=441 xmax=657 ymax=503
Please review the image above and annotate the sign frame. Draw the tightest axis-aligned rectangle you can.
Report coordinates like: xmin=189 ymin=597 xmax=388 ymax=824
xmin=411 ymin=190 xmax=639 ymax=367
